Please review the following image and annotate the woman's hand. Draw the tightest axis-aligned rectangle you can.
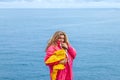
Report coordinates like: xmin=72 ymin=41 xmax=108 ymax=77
xmin=59 ymin=58 xmax=67 ymax=64
xmin=61 ymin=43 xmax=68 ymax=50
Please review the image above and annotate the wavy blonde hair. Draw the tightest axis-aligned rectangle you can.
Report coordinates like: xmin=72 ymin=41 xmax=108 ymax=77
xmin=45 ymin=31 xmax=69 ymax=51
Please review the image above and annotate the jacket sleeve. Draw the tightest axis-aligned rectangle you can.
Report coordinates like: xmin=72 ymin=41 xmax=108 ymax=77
xmin=67 ymin=45 xmax=76 ymax=59
xmin=44 ymin=46 xmax=59 ymax=66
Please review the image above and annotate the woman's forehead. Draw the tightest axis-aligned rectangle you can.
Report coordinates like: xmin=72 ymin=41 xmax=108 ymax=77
xmin=60 ymin=34 xmax=64 ymax=36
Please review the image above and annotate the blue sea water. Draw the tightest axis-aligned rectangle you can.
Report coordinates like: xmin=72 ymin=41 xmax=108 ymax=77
xmin=0 ymin=8 xmax=120 ymax=80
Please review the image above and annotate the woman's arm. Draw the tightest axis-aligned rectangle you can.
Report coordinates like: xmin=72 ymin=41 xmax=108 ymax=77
xmin=44 ymin=45 xmax=59 ymax=66
xmin=67 ymin=45 xmax=76 ymax=59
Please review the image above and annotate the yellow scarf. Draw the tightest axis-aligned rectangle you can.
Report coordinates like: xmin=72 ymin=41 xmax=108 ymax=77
xmin=45 ymin=49 xmax=66 ymax=80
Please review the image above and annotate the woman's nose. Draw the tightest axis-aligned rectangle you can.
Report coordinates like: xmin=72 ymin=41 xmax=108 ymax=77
xmin=61 ymin=39 xmax=64 ymax=42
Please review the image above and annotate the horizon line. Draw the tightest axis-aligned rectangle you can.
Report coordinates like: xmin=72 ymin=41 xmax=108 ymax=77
xmin=0 ymin=2 xmax=120 ymax=8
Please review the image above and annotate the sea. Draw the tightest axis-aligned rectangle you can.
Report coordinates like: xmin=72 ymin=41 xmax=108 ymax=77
xmin=0 ymin=8 xmax=120 ymax=80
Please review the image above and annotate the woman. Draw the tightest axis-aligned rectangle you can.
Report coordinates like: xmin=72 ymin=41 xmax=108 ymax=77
xmin=44 ymin=31 xmax=76 ymax=80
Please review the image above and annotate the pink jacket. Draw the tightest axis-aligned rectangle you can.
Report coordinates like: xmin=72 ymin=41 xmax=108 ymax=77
xmin=44 ymin=44 xmax=76 ymax=80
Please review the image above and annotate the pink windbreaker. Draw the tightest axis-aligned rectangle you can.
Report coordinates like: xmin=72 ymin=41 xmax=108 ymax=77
xmin=44 ymin=43 xmax=76 ymax=80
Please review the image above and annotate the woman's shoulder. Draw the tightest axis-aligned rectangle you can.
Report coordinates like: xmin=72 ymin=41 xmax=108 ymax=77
xmin=47 ymin=45 xmax=56 ymax=51
xmin=47 ymin=44 xmax=60 ymax=51
xmin=48 ymin=45 xmax=55 ymax=49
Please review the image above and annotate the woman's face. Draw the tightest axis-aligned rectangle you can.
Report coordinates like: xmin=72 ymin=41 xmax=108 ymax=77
xmin=58 ymin=35 xmax=65 ymax=43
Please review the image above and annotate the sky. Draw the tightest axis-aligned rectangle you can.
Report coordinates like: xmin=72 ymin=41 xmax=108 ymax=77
xmin=0 ymin=0 xmax=120 ymax=8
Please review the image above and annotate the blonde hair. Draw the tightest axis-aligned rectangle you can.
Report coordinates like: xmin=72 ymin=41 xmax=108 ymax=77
xmin=45 ymin=31 xmax=69 ymax=51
